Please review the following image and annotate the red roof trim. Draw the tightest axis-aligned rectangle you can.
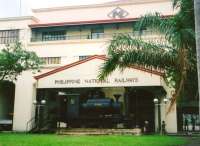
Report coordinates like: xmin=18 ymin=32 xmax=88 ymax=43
xmin=29 ymin=18 xmax=138 ymax=28
xmin=29 ymin=15 xmax=172 ymax=28
xmin=34 ymin=55 xmax=163 ymax=80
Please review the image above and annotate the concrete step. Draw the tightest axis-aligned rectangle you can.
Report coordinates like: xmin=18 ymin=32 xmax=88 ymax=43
xmin=57 ymin=128 xmax=142 ymax=135
xmin=167 ymin=132 xmax=200 ymax=137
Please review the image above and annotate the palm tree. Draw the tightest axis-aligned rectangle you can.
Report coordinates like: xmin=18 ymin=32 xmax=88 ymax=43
xmin=99 ymin=0 xmax=196 ymax=108
xmin=194 ymin=0 xmax=200 ymax=118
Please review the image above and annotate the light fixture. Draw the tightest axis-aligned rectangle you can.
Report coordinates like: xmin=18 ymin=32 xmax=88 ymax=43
xmin=58 ymin=92 xmax=67 ymax=96
xmin=33 ymin=100 xmax=37 ymax=105
xmin=163 ymin=98 xmax=169 ymax=104
xmin=41 ymin=99 xmax=46 ymax=105
xmin=153 ymin=98 xmax=159 ymax=104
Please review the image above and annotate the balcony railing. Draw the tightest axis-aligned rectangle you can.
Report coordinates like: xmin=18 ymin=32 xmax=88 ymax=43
xmin=30 ymin=31 xmax=165 ymax=43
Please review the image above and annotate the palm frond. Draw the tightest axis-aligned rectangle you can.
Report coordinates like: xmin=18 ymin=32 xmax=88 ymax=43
xmin=108 ymin=34 xmax=173 ymax=53
xmin=173 ymin=0 xmax=181 ymax=9
xmin=134 ymin=12 xmax=173 ymax=36
xmin=116 ymin=47 xmax=176 ymax=70
xmin=99 ymin=34 xmax=176 ymax=80
xmin=98 ymin=53 xmax=122 ymax=80
xmin=167 ymin=14 xmax=195 ymax=49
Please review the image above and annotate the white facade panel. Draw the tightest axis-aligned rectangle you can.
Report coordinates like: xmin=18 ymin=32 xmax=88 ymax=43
xmin=33 ymin=1 xmax=175 ymax=23
xmin=28 ymin=40 xmax=107 ymax=58
xmin=36 ymin=58 xmax=162 ymax=88
xmin=13 ymin=72 xmax=36 ymax=131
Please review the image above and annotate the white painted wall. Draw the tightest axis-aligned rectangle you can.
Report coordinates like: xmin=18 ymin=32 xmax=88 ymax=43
xmin=165 ymin=103 xmax=178 ymax=133
xmin=12 ymin=71 xmax=36 ymax=131
xmin=28 ymin=39 xmax=107 ymax=60
xmin=0 ymin=18 xmax=36 ymax=30
xmin=33 ymin=0 xmax=175 ymax=23
xmin=160 ymin=79 xmax=177 ymax=133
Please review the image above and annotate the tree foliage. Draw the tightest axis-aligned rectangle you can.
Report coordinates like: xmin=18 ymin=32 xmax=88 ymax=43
xmin=0 ymin=42 xmax=43 ymax=81
xmin=99 ymin=0 xmax=197 ymax=106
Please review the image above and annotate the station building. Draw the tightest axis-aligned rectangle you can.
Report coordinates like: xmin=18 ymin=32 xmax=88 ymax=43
xmin=0 ymin=0 xmax=178 ymax=133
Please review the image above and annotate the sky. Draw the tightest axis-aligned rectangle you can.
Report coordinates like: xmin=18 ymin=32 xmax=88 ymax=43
xmin=0 ymin=0 xmax=114 ymax=18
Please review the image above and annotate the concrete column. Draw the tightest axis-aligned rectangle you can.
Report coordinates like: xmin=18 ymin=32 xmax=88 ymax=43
xmin=165 ymin=102 xmax=178 ymax=133
xmin=154 ymin=104 xmax=159 ymax=132
xmin=160 ymin=97 xmax=168 ymax=123
xmin=13 ymin=71 xmax=36 ymax=131
xmin=160 ymin=79 xmax=177 ymax=133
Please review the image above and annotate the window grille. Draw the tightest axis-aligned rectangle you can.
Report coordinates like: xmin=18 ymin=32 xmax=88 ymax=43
xmin=79 ymin=55 xmax=91 ymax=60
xmin=0 ymin=30 xmax=19 ymax=44
xmin=42 ymin=31 xmax=66 ymax=41
xmin=41 ymin=57 xmax=61 ymax=65
xmin=91 ymin=27 xmax=104 ymax=39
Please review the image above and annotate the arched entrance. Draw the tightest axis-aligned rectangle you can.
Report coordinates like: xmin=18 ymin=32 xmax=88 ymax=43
xmin=0 ymin=81 xmax=15 ymax=130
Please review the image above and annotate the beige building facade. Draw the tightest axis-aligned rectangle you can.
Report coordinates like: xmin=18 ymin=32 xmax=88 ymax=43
xmin=0 ymin=0 xmax=178 ymax=133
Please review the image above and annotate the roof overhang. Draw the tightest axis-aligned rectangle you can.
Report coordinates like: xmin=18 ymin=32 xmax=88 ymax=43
xmin=29 ymin=18 xmax=138 ymax=28
xmin=0 ymin=16 xmax=39 ymax=23
xmin=29 ymin=15 xmax=172 ymax=28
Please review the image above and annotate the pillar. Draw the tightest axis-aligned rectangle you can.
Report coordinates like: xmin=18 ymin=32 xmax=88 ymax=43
xmin=13 ymin=71 xmax=36 ymax=131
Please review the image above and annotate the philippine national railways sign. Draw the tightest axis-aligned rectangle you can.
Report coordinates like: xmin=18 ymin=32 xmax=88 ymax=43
xmin=54 ymin=77 xmax=139 ymax=85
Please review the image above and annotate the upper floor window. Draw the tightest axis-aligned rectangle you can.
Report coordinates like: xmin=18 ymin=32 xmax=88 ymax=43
xmin=0 ymin=30 xmax=19 ymax=44
xmin=79 ymin=55 xmax=91 ymax=60
xmin=42 ymin=31 xmax=66 ymax=41
xmin=91 ymin=27 xmax=104 ymax=39
xmin=41 ymin=57 xmax=61 ymax=65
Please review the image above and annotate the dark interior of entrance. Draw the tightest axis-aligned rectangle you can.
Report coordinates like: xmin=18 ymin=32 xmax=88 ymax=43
xmin=36 ymin=87 xmax=158 ymax=132
xmin=126 ymin=89 xmax=155 ymax=132
xmin=0 ymin=81 xmax=15 ymax=131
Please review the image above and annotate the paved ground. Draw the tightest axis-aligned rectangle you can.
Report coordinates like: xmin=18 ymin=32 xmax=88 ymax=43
xmin=184 ymin=137 xmax=200 ymax=146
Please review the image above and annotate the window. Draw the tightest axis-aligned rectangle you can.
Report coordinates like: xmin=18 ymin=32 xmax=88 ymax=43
xmin=42 ymin=31 xmax=66 ymax=41
xmin=91 ymin=27 xmax=104 ymax=39
xmin=41 ymin=57 xmax=61 ymax=65
xmin=0 ymin=30 xmax=19 ymax=44
xmin=133 ymin=22 xmax=152 ymax=35
xmin=79 ymin=55 xmax=91 ymax=60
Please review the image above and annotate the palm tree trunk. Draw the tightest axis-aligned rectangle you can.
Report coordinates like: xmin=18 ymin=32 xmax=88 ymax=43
xmin=194 ymin=0 xmax=200 ymax=119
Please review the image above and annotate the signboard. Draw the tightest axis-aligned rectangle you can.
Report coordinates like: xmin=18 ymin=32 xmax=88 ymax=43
xmin=54 ymin=77 xmax=138 ymax=85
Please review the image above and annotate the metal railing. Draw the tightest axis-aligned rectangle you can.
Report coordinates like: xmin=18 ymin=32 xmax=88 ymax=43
xmin=26 ymin=114 xmax=55 ymax=133
xmin=30 ymin=31 xmax=164 ymax=43
xmin=26 ymin=116 xmax=37 ymax=133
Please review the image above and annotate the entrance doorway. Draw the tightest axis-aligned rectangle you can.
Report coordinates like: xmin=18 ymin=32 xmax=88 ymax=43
xmin=126 ymin=88 xmax=155 ymax=132
xmin=36 ymin=87 xmax=164 ymax=131
xmin=0 ymin=81 xmax=15 ymax=131
xmin=57 ymin=95 xmax=67 ymax=122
